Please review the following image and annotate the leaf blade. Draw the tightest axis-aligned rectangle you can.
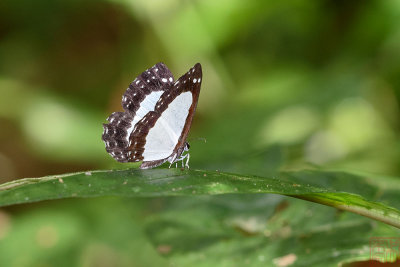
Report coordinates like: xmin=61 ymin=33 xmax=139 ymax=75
xmin=1 ymin=169 xmax=399 ymax=229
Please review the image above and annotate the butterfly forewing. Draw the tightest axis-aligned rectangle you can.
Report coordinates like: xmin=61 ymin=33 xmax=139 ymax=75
xmin=139 ymin=63 xmax=202 ymax=168
xmin=141 ymin=91 xmax=193 ymax=161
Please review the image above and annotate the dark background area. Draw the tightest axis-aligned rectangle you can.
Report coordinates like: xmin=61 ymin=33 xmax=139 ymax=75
xmin=1 ymin=0 xmax=399 ymax=181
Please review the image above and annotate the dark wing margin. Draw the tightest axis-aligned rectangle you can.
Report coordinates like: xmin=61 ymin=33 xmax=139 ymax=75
xmin=102 ymin=111 xmax=133 ymax=162
xmin=170 ymin=62 xmax=202 ymax=154
xmin=140 ymin=158 xmax=169 ymax=169
xmin=122 ymin=62 xmax=174 ymax=115
xmin=101 ymin=62 xmax=174 ymax=163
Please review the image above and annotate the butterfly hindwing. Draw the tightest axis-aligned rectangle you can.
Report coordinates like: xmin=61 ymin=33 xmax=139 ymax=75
xmin=122 ymin=62 xmax=174 ymax=114
xmin=102 ymin=63 xmax=173 ymax=162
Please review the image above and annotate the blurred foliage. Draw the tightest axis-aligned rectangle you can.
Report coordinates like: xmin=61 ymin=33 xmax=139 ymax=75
xmin=1 ymin=0 xmax=400 ymax=266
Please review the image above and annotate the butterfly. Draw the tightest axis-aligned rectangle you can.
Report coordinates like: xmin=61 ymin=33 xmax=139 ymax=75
xmin=102 ymin=62 xmax=202 ymax=169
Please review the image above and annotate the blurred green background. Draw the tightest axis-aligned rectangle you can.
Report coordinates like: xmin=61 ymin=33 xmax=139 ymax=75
xmin=0 ymin=0 xmax=400 ymax=266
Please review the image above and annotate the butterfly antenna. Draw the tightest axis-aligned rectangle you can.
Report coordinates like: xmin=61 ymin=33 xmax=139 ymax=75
xmin=188 ymin=137 xmax=207 ymax=143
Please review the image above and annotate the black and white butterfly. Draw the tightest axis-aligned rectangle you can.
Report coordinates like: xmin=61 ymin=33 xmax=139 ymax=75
xmin=102 ymin=62 xmax=202 ymax=169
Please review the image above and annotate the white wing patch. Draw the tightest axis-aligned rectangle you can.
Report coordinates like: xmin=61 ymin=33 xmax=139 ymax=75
xmin=125 ymin=91 xmax=163 ymax=142
xmin=143 ymin=92 xmax=193 ymax=161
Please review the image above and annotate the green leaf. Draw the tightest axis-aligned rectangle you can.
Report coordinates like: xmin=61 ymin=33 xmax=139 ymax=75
xmin=1 ymin=169 xmax=399 ymax=229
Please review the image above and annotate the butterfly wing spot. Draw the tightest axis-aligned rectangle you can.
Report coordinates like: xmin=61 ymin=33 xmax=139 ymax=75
xmin=162 ymin=78 xmax=168 ymax=83
xmin=136 ymin=80 xmax=140 ymax=85
xmin=169 ymin=77 xmax=173 ymax=82
xmin=198 ymin=78 xmax=201 ymax=83
xmin=193 ymin=78 xmax=197 ymax=83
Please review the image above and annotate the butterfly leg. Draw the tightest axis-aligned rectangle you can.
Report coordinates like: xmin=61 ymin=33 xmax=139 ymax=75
xmin=168 ymin=153 xmax=178 ymax=169
xmin=176 ymin=153 xmax=189 ymax=169
xmin=185 ymin=153 xmax=190 ymax=169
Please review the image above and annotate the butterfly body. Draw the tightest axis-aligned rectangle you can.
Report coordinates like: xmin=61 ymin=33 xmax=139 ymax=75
xmin=102 ymin=63 xmax=202 ymax=169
